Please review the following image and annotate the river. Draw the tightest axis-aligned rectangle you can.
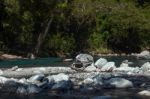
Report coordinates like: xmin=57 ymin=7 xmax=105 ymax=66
xmin=0 ymin=56 xmax=149 ymax=99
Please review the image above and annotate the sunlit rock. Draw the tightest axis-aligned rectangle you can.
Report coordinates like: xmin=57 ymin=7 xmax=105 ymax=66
xmin=28 ymin=74 xmax=45 ymax=83
xmin=138 ymin=90 xmax=150 ymax=96
xmin=95 ymin=58 xmax=108 ymax=69
xmin=120 ymin=63 xmax=129 ymax=67
xmin=0 ymin=69 xmax=3 ymax=75
xmin=15 ymin=68 xmax=23 ymax=71
xmin=93 ymin=75 xmax=103 ymax=86
xmin=83 ymin=78 xmax=94 ymax=85
xmin=71 ymin=54 xmax=94 ymax=71
xmin=11 ymin=66 xmax=19 ymax=71
xmin=18 ymin=78 xmax=28 ymax=84
xmin=0 ymin=76 xmax=8 ymax=84
xmin=136 ymin=50 xmax=150 ymax=59
xmin=105 ymin=78 xmax=133 ymax=88
xmin=84 ymin=64 xmax=96 ymax=72
xmin=52 ymin=73 xmax=69 ymax=83
xmin=141 ymin=62 xmax=150 ymax=72
xmin=100 ymin=62 xmax=116 ymax=72
xmin=76 ymin=54 xmax=94 ymax=63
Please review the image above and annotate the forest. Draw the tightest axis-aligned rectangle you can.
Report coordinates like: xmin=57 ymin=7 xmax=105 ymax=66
xmin=0 ymin=0 xmax=150 ymax=57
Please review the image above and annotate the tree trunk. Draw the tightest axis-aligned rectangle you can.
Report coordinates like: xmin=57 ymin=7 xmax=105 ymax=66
xmin=35 ymin=16 xmax=54 ymax=55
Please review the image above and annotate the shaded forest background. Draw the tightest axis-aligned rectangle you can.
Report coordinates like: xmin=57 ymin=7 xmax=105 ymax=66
xmin=0 ymin=0 xmax=150 ymax=57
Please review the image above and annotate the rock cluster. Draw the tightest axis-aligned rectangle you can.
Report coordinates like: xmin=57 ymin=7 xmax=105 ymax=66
xmin=0 ymin=53 xmax=149 ymax=96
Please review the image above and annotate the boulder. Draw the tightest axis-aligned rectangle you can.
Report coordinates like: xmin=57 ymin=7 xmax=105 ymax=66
xmin=83 ymin=78 xmax=94 ymax=85
xmin=105 ymin=78 xmax=133 ymax=88
xmin=28 ymin=74 xmax=45 ymax=83
xmin=141 ymin=62 xmax=150 ymax=72
xmin=0 ymin=69 xmax=3 ymax=75
xmin=71 ymin=54 xmax=94 ymax=71
xmin=136 ymin=50 xmax=150 ymax=59
xmin=18 ymin=78 xmax=28 ymax=84
xmin=95 ymin=58 xmax=107 ymax=69
xmin=0 ymin=76 xmax=8 ymax=84
xmin=138 ymin=90 xmax=150 ymax=96
xmin=52 ymin=73 xmax=69 ymax=83
xmin=92 ymin=75 xmax=103 ymax=86
xmin=120 ymin=63 xmax=129 ymax=67
xmin=75 ymin=54 xmax=94 ymax=63
xmin=100 ymin=62 xmax=116 ymax=72
xmin=84 ymin=64 xmax=96 ymax=72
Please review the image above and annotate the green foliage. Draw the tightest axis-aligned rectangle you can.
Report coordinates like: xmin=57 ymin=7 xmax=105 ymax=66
xmin=1 ymin=0 xmax=150 ymax=56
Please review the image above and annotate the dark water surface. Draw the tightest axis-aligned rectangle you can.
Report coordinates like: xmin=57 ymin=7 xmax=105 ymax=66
xmin=0 ymin=56 xmax=149 ymax=99
xmin=0 ymin=56 xmax=149 ymax=68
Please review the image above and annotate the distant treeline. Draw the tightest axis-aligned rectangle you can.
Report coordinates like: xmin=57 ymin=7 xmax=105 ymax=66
xmin=0 ymin=0 xmax=150 ymax=57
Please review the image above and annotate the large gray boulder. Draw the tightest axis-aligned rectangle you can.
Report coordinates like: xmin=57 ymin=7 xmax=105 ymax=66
xmin=138 ymin=90 xmax=150 ymax=97
xmin=105 ymin=78 xmax=133 ymax=88
xmin=100 ymin=62 xmax=116 ymax=72
xmin=95 ymin=58 xmax=107 ymax=69
xmin=49 ymin=73 xmax=72 ymax=90
xmin=84 ymin=63 xmax=96 ymax=72
xmin=136 ymin=50 xmax=150 ymax=59
xmin=141 ymin=62 xmax=150 ymax=72
xmin=52 ymin=73 xmax=69 ymax=83
xmin=71 ymin=54 xmax=94 ymax=71
xmin=76 ymin=54 xmax=94 ymax=63
xmin=28 ymin=74 xmax=45 ymax=83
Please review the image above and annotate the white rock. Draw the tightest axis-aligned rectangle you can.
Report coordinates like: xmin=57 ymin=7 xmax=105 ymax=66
xmin=138 ymin=90 xmax=150 ymax=96
xmin=18 ymin=78 xmax=28 ymax=84
xmin=0 ymin=69 xmax=3 ymax=75
xmin=101 ymin=62 xmax=116 ymax=72
xmin=137 ymin=50 xmax=150 ymax=59
xmin=83 ymin=78 xmax=94 ymax=85
xmin=93 ymin=76 xmax=103 ymax=85
xmin=141 ymin=62 xmax=150 ymax=72
xmin=106 ymin=78 xmax=133 ymax=88
xmin=84 ymin=64 xmax=96 ymax=72
xmin=95 ymin=58 xmax=107 ymax=69
xmin=52 ymin=73 xmax=69 ymax=83
xmin=15 ymin=68 xmax=23 ymax=71
xmin=120 ymin=63 xmax=129 ymax=67
xmin=76 ymin=54 xmax=93 ymax=63
xmin=28 ymin=74 xmax=45 ymax=83
xmin=0 ymin=76 xmax=8 ymax=84
xmin=114 ymin=66 xmax=139 ymax=72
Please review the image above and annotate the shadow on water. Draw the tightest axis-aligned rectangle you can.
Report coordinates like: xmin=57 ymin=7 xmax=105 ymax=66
xmin=0 ymin=56 xmax=149 ymax=68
